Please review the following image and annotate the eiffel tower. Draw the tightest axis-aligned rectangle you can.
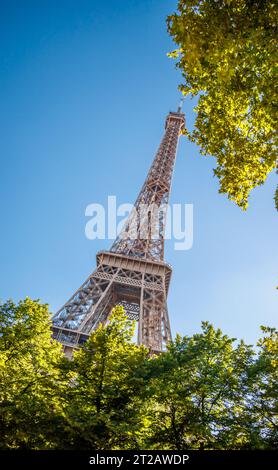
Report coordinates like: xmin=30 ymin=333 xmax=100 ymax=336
xmin=52 ymin=103 xmax=185 ymax=357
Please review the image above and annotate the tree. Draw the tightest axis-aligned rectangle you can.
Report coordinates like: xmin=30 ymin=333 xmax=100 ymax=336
xmin=167 ymin=0 xmax=277 ymax=210
xmin=0 ymin=298 xmax=67 ymax=449
xmin=145 ymin=322 xmax=255 ymax=449
xmin=62 ymin=306 xmax=150 ymax=450
xmin=243 ymin=326 xmax=278 ymax=448
xmin=1 ymin=298 xmax=276 ymax=450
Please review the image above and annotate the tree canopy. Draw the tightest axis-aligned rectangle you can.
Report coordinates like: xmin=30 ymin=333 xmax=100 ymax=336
xmin=60 ymin=306 xmax=149 ymax=449
xmin=0 ymin=298 xmax=277 ymax=449
xmin=167 ymin=0 xmax=278 ymax=210
xmin=0 ymin=298 xmax=66 ymax=449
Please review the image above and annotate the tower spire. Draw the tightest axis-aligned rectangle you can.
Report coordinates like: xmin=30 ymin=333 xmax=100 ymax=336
xmin=52 ymin=107 xmax=185 ymax=356
xmin=110 ymin=108 xmax=185 ymax=261
xmin=177 ymin=96 xmax=185 ymax=114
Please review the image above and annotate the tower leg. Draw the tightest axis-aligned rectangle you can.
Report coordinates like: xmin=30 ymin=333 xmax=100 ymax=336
xmin=53 ymin=253 xmax=172 ymax=355
xmin=139 ymin=286 xmax=171 ymax=353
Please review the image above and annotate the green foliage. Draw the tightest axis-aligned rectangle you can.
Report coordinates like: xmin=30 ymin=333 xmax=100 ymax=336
xmin=0 ymin=299 xmax=277 ymax=449
xmin=244 ymin=326 xmax=278 ymax=448
xmin=144 ymin=322 xmax=255 ymax=449
xmin=62 ymin=306 xmax=149 ymax=449
xmin=0 ymin=298 xmax=66 ymax=449
xmin=167 ymin=0 xmax=278 ymax=209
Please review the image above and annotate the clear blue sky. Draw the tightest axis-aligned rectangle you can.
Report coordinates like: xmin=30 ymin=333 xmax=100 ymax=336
xmin=0 ymin=0 xmax=277 ymax=345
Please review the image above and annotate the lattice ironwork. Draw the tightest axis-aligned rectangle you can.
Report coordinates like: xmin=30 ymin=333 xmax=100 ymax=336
xmin=52 ymin=107 xmax=185 ymax=357
xmin=110 ymin=111 xmax=185 ymax=261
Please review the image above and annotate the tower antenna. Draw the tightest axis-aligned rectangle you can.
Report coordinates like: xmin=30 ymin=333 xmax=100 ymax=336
xmin=177 ymin=96 xmax=185 ymax=113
